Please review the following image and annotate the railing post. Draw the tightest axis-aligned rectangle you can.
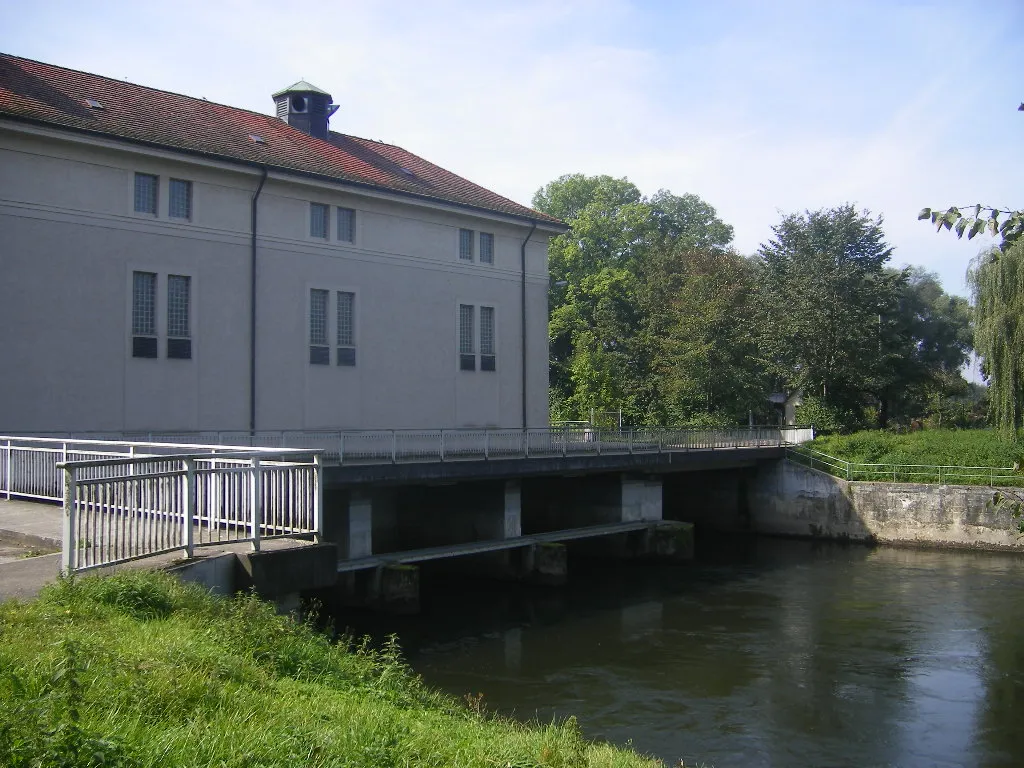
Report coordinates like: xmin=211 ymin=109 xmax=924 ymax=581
xmin=524 ymin=429 xmax=530 ymax=459
xmin=249 ymin=457 xmax=262 ymax=552
xmin=597 ymin=429 xmax=602 ymax=455
xmin=628 ymin=429 xmax=634 ymax=454
xmin=183 ymin=458 xmax=196 ymax=559
xmin=440 ymin=430 xmax=446 ymax=462
xmin=562 ymin=424 xmax=567 ymax=458
xmin=391 ymin=431 xmax=397 ymax=464
xmin=61 ymin=465 xmax=77 ymax=574
xmin=484 ymin=429 xmax=490 ymax=460
xmin=339 ymin=433 xmax=345 ymax=465
xmin=3 ymin=439 xmax=10 ymax=500
xmin=313 ymin=453 xmax=324 ymax=542
xmin=846 ymin=461 xmax=851 ymax=481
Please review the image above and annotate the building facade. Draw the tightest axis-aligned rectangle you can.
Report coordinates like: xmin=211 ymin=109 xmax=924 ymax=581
xmin=0 ymin=54 xmax=565 ymax=433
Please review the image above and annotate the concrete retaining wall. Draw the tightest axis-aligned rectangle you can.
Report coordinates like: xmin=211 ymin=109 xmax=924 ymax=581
xmin=753 ymin=461 xmax=1023 ymax=550
xmin=670 ymin=460 xmax=1022 ymax=552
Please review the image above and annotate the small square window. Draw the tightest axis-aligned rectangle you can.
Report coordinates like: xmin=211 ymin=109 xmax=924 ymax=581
xmin=169 ymin=179 xmax=192 ymax=219
xmin=134 ymin=173 xmax=158 ymax=215
xmin=459 ymin=229 xmax=474 ymax=261
xmin=480 ymin=232 xmax=494 ymax=264
xmin=337 ymin=207 xmax=356 ymax=243
xmin=310 ymin=203 xmax=329 ymax=239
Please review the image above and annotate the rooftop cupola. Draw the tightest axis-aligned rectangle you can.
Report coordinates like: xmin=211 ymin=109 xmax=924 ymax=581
xmin=272 ymin=80 xmax=338 ymax=139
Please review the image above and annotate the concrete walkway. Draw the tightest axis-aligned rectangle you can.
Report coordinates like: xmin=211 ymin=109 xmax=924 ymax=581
xmin=0 ymin=499 xmax=64 ymax=600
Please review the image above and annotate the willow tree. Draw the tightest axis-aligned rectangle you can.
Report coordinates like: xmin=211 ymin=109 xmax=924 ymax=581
xmin=967 ymin=240 xmax=1024 ymax=433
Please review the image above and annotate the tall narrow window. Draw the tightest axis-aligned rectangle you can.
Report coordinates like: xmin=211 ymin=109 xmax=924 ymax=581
xmin=310 ymin=203 xmax=329 ymax=239
xmin=169 ymin=179 xmax=192 ymax=219
xmin=459 ymin=304 xmax=475 ymax=370
xmin=309 ymin=289 xmax=329 ymax=364
xmin=480 ymin=306 xmax=496 ymax=371
xmin=336 ymin=291 xmax=356 ymax=366
xmin=337 ymin=207 xmax=356 ymax=243
xmin=132 ymin=271 xmax=157 ymax=358
xmin=166 ymin=275 xmax=191 ymax=359
xmin=134 ymin=173 xmax=158 ymax=214
xmin=459 ymin=229 xmax=474 ymax=261
xmin=479 ymin=232 xmax=494 ymax=265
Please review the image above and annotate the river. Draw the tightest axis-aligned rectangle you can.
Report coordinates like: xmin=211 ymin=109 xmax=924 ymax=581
xmin=340 ymin=537 xmax=1024 ymax=767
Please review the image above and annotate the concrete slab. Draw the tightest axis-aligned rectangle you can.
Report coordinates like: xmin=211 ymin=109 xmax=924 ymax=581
xmin=0 ymin=499 xmax=63 ymax=544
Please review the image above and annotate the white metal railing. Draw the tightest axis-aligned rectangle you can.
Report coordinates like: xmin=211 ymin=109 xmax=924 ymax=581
xmin=787 ymin=446 xmax=1023 ymax=487
xmin=2 ymin=427 xmax=814 ymax=478
xmin=58 ymin=450 xmax=322 ymax=573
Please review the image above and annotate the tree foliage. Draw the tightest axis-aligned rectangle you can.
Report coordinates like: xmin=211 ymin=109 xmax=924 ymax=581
xmin=535 ymin=174 xmax=760 ymax=426
xmin=755 ymin=205 xmax=906 ymax=415
xmin=968 ymin=240 xmax=1024 ymax=434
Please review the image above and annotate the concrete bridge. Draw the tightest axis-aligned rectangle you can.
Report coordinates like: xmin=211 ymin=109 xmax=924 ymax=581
xmin=0 ymin=427 xmax=812 ymax=609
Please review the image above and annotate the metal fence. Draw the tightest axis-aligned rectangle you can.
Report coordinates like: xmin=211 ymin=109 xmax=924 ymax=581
xmin=787 ymin=446 xmax=1023 ymax=487
xmin=5 ymin=426 xmax=814 ymax=468
xmin=60 ymin=451 xmax=322 ymax=573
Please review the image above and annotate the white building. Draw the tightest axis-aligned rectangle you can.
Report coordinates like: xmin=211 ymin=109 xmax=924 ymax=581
xmin=0 ymin=54 xmax=565 ymax=434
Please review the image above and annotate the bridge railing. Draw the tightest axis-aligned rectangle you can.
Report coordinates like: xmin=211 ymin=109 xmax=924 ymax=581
xmin=786 ymin=446 xmax=1023 ymax=487
xmin=58 ymin=450 xmax=322 ymax=574
xmin=3 ymin=428 xmax=814 ymax=477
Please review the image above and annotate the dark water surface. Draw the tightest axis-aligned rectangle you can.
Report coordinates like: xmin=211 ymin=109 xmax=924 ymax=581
xmin=340 ymin=538 xmax=1024 ymax=767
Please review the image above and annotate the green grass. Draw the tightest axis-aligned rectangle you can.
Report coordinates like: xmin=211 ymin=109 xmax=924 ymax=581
xmin=798 ymin=429 xmax=1024 ymax=485
xmin=0 ymin=572 xmax=662 ymax=768
xmin=809 ymin=429 xmax=1023 ymax=468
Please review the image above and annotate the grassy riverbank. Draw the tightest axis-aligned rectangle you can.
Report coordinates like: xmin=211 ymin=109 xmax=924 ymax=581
xmin=0 ymin=571 xmax=660 ymax=768
xmin=809 ymin=428 xmax=1023 ymax=468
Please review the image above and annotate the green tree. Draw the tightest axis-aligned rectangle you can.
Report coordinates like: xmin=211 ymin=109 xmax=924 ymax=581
xmin=534 ymin=174 xmax=750 ymax=425
xmin=968 ymin=241 xmax=1024 ymax=433
xmin=870 ymin=268 xmax=973 ymax=426
xmin=756 ymin=205 xmax=906 ymax=430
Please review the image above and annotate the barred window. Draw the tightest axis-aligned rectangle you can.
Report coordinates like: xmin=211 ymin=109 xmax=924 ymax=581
xmin=337 ymin=291 xmax=356 ymax=366
xmin=479 ymin=232 xmax=494 ymax=264
xmin=459 ymin=304 xmax=475 ymax=370
xmin=480 ymin=306 xmax=495 ymax=354
xmin=167 ymin=275 xmax=192 ymax=359
xmin=337 ymin=207 xmax=356 ymax=243
xmin=310 ymin=203 xmax=329 ymax=239
xmin=459 ymin=229 xmax=474 ymax=261
xmin=309 ymin=289 xmax=329 ymax=364
xmin=169 ymin=179 xmax=192 ymax=219
xmin=167 ymin=276 xmax=190 ymax=337
xmin=132 ymin=271 xmax=157 ymax=358
xmin=480 ymin=305 xmax=495 ymax=371
xmin=134 ymin=173 xmax=158 ymax=214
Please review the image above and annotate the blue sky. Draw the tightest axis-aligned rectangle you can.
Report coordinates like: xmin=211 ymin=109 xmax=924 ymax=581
xmin=2 ymin=0 xmax=1020 ymax=297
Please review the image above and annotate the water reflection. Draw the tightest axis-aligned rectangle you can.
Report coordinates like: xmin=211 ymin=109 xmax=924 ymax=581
xmin=336 ymin=539 xmax=1024 ymax=767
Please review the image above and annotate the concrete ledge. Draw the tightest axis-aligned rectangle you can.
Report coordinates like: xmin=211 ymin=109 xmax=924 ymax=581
xmin=235 ymin=543 xmax=339 ymax=598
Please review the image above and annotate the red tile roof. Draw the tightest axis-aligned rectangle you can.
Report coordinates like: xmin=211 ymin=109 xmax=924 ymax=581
xmin=0 ymin=53 xmax=565 ymax=228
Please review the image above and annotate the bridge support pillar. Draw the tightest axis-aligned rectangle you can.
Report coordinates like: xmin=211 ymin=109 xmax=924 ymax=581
xmin=620 ymin=474 xmax=663 ymax=522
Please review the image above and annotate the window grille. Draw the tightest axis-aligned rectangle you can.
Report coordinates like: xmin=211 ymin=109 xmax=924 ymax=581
xmin=309 ymin=289 xmax=329 ymax=364
xmin=169 ymin=179 xmax=192 ymax=219
xmin=310 ymin=203 xmax=329 ymax=239
xmin=459 ymin=229 xmax=474 ymax=261
xmin=480 ymin=232 xmax=494 ymax=264
xmin=480 ymin=305 xmax=495 ymax=371
xmin=459 ymin=304 xmax=475 ymax=370
xmin=132 ymin=271 xmax=157 ymax=358
xmin=134 ymin=173 xmax=158 ymax=214
xmin=167 ymin=275 xmax=191 ymax=359
xmin=337 ymin=207 xmax=356 ymax=243
xmin=337 ymin=291 xmax=355 ymax=366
